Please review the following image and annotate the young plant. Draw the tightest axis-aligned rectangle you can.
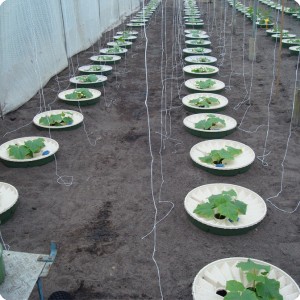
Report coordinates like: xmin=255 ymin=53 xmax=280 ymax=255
xmin=115 ymin=40 xmax=128 ymax=46
xmin=98 ymin=56 xmax=113 ymax=61
xmin=195 ymin=79 xmax=216 ymax=89
xmin=191 ymin=66 xmax=215 ymax=73
xmin=194 ymin=114 xmax=226 ymax=130
xmin=199 ymin=146 xmax=242 ymax=165
xmin=76 ymin=74 xmax=98 ymax=83
xmin=224 ymin=259 xmax=283 ymax=300
xmin=189 ymin=96 xmax=220 ymax=107
xmin=190 ymin=40 xmax=205 ymax=45
xmin=191 ymin=33 xmax=201 ymax=37
xmin=65 ymin=88 xmax=93 ymax=99
xmin=246 ymin=6 xmax=254 ymax=16
xmin=87 ymin=65 xmax=103 ymax=72
xmin=285 ymin=39 xmax=300 ymax=44
xmin=107 ymin=46 xmax=124 ymax=53
xmin=39 ymin=112 xmax=73 ymax=127
xmin=193 ymin=189 xmax=247 ymax=221
xmin=8 ymin=138 xmax=45 ymax=159
xmin=192 ymin=57 xmax=210 ymax=63
xmin=191 ymin=47 xmax=205 ymax=53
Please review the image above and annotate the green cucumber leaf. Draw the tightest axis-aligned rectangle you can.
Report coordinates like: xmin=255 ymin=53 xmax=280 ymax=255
xmin=8 ymin=145 xmax=31 ymax=159
xmin=234 ymin=200 xmax=247 ymax=215
xmin=193 ymin=203 xmax=214 ymax=218
xmin=24 ymin=138 xmax=45 ymax=154
xmin=218 ymin=201 xmax=239 ymax=222
xmin=256 ymin=278 xmax=283 ymax=300
xmin=76 ymin=74 xmax=98 ymax=83
xmin=226 ymin=280 xmax=245 ymax=292
xmin=194 ymin=115 xmax=225 ymax=130
xmin=65 ymin=88 xmax=93 ymax=99
xmin=237 ymin=259 xmax=270 ymax=273
xmin=8 ymin=138 xmax=45 ymax=159
xmin=195 ymin=79 xmax=216 ymax=89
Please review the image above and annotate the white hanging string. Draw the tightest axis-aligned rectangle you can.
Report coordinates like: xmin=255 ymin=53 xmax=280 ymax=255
xmin=140 ymin=0 xmax=163 ymax=298
xmin=264 ymin=49 xmax=300 ymax=213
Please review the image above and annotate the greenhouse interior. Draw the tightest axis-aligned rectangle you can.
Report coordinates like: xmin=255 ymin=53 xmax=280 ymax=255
xmin=0 ymin=0 xmax=300 ymax=299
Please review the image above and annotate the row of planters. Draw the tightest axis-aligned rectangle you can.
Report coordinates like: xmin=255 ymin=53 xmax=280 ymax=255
xmin=182 ymin=0 xmax=300 ymax=299
xmin=258 ymin=0 xmax=300 ymax=19
xmin=0 ymin=0 xmax=161 ymax=288
xmin=228 ymin=0 xmax=300 ymax=55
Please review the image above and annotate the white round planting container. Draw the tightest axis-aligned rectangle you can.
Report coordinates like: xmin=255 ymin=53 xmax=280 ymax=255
xmin=58 ymin=89 xmax=101 ymax=106
xmin=190 ymin=139 xmax=255 ymax=175
xmin=0 ymin=182 xmax=19 ymax=224
xmin=183 ymin=65 xmax=219 ymax=77
xmin=182 ymin=93 xmax=228 ymax=113
xmin=185 ymin=183 xmax=266 ymax=235
xmin=192 ymin=257 xmax=300 ymax=299
xmin=185 ymin=78 xmax=225 ymax=93
xmin=185 ymin=33 xmax=210 ymax=39
xmin=78 ymin=65 xmax=112 ymax=75
xmin=183 ymin=47 xmax=212 ymax=56
xmin=184 ymin=29 xmax=207 ymax=34
xmin=183 ymin=113 xmax=237 ymax=138
xmin=0 ymin=137 xmax=59 ymax=167
xmin=185 ymin=55 xmax=217 ymax=65
xmin=186 ymin=40 xmax=211 ymax=48
xmin=33 ymin=110 xmax=84 ymax=130
xmin=100 ymin=47 xmax=128 ymax=55
xmin=113 ymin=35 xmax=137 ymax=41
xmin=90 ymin=55 xmax=121 ymax=64
xmin=116 ymin=30 xmax=138 ymax=35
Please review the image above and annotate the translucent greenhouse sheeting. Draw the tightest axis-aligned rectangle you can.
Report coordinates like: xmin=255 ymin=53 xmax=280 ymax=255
xmin=0 ymin=0 xmax=141 ymax=115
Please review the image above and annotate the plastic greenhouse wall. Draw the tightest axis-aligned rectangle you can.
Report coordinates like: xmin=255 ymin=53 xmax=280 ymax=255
xmin=0 ymin=0 xmax=141 ymax=115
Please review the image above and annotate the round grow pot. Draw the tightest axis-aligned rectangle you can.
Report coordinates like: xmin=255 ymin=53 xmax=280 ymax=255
xmin=266 ymin=29 xmax=288 ymax=36
xmin=33 ymin=110 xmax=84 ymax=131
xmin=183 ymin=64 xmax=219 ymax=78
xmin=70 ymin=74 xmax=107 ymax=88
xmin=271 ymin=33 xmax=296 ymax=40
xmin=192 ymin=257 xmax=300 ymax=299
xmin=131 ymin=18 xmax=149 ymax=23
xmin=100 ymin=47 xmax=128 ymax=56
xmin=186 ymin=39 xmax=211 ymax=48
xmin=58 ymin=89 xmax=101 ymax=106
xmin=0 ymin=182 xmax=19 ymax=224
xmin=182 ymin=93 xmax=228 ymax=113
xmin=190 ymin=139 xmax=255 ymax=176
xmin=183 ymin=113 xmax=237 ymax=138
xmin=289 ymin=45 xmax=300 ymax=55
xmin=282 ymin=38 xmax=300 ymax=48
xmin=183 ymin=47 xmax=212 ymax=56
xmin=185 ymin=33 xmax=210 ymax=39
xmin=185 ymin=22 xmax=205 ymax=28
xmin=126 ymin=22 xmax=146 ymax=27
xmin=107 ymin=41 xmax=132 ymax=49
xmin=113 ymin=35 xmax=137 ymax=41
xmin=185 ymin=55 xmax=217 ymax=65
xmin=184 ymin=29 xmax=206 ymax=35
xmin=78 ymin=65 xmax=112 ymax=75
xmin=116 ymin=30 xmax=138 ymax=35
xmin=90 ymin=55 xmax=121 ymax=65
xmin=0 ymin=137 xmax=59 ymax=168
xmin=185 ymin=78 xmax=225 ymax=93
xmin=184 ymin=183 xmax=266 ymax=235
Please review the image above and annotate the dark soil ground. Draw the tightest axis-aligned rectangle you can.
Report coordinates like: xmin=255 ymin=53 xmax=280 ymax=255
xmin=0 ymin=0 xmax=299 ymax=299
